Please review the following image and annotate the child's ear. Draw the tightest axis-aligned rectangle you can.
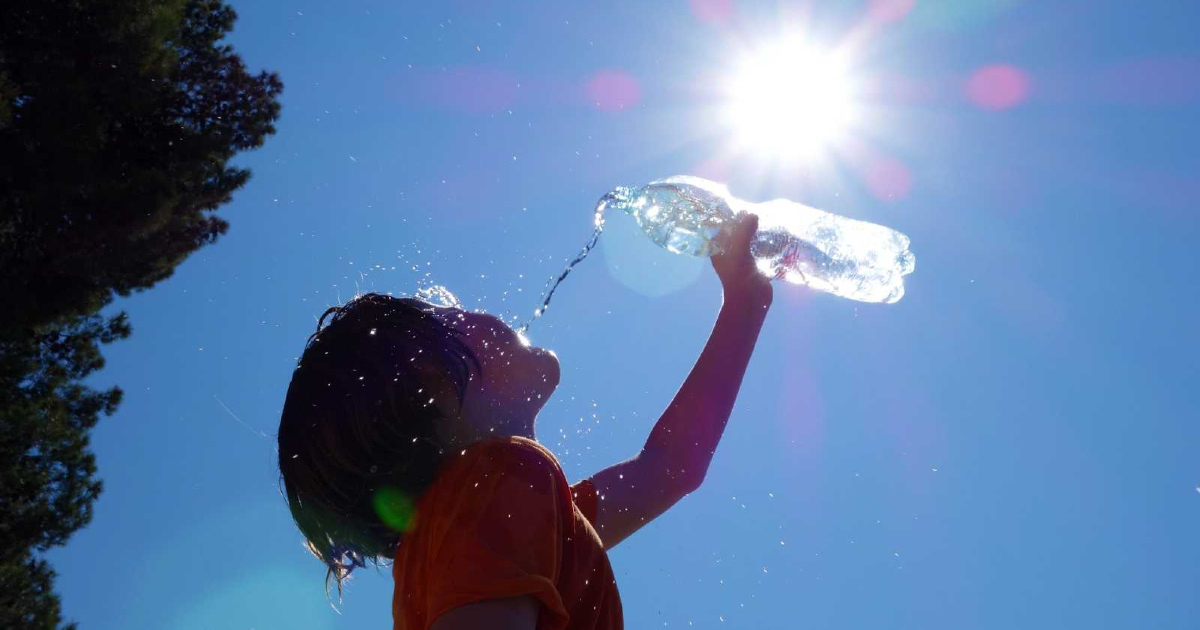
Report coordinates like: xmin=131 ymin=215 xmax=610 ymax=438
xmin=431 ymin=413 xmax=473 ymax=451
xmin=411 ymin=361 xmax=466 ymax=410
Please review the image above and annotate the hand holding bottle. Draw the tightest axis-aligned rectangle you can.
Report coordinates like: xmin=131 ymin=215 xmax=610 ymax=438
xmin=711 ymin=213 xmax=773 ymax=308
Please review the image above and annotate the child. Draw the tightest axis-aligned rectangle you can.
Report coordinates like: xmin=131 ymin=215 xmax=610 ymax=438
xmin=278 ymin=215 xmax=772 ymax=629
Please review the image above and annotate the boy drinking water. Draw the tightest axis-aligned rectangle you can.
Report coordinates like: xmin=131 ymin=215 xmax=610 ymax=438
xmin=278 ymin=215 xmax=772 ymax=629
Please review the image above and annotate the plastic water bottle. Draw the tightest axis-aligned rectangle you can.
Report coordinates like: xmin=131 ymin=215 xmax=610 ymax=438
xmin=596 ymin=175 xmax=916 ymax=303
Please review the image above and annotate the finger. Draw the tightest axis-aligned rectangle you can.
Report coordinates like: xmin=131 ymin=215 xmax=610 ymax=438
xmin=710 ymin=223 xmax=731 ymax=256
xmin=744 ymin=213 xmax=759 ymax=237
xmin=736 ymin=213 xmax=759 ymax=250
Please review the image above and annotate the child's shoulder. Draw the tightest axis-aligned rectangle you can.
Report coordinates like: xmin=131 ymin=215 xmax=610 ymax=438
xmin=462 ymin=436 xmax=564 ymax=479
xmin=425 ymin=437 xmax=570 ymax=525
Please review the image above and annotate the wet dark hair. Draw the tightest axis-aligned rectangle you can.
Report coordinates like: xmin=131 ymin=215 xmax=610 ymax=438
xmin=277 ymin=292 xmax=480 ymax=594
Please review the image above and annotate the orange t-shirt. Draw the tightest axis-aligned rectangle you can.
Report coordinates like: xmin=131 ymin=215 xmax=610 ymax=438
xmin=392 ymin=436 xmax=623 ymax=630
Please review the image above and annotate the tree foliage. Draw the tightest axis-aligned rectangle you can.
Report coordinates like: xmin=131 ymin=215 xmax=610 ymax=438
xmin=0 ymin=1 xmax=282 ymax=626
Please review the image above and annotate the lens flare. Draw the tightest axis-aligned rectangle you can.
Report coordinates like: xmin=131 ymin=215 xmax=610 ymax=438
xmin=586 ymin=69 xmax=640 ymax=112
xmin=868 ymin=0 xmax=916 ymax=23
xmin=965 ymin=64 xmax=1032 ymax=110
xmin=690 ymin=0 xmax=734 ymax=24
xmin=865 ymin=156 xmax=913 ymax=201
xmin=374 ymin=487 xmax=416 ymax=533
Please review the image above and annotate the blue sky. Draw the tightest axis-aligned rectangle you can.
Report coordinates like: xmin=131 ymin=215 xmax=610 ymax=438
xmin=50 ymin=0 xmax=1199 ymax=628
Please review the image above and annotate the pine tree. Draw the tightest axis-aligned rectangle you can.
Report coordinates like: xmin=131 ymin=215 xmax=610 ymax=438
xmin=0 ymin=1 xmax=282 ymax=625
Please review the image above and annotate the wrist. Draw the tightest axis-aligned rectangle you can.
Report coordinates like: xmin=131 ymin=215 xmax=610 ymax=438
xmin=721 ymin=281 xmax=773 ymax=311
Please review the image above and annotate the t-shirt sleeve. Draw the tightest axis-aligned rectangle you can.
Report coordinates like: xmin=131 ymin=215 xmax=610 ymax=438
xmin=424 ymin=441 xmax=570 ymax=629
xmin=570 ymin=478 xmax=599 ymax=525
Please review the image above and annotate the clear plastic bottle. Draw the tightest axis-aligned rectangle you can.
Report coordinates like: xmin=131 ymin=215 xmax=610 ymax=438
xmin=597 ymin=175 xmax=916 ymax=303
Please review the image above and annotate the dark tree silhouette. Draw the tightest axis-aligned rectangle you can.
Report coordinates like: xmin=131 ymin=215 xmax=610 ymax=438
xmin=0 ymin=1 xmax=282 ymax=626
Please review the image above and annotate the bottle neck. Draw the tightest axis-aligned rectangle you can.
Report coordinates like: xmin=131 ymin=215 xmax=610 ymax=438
xmin=597 ymin=186 xmax=635 ymax=215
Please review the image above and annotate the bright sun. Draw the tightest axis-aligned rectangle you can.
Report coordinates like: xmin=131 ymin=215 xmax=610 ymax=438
xmin=726 ymin=38 xmax=859 ymax=159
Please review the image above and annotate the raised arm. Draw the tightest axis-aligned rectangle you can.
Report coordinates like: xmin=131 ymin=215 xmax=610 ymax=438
xmin=587 ymin=215 xmax=773 ymax=549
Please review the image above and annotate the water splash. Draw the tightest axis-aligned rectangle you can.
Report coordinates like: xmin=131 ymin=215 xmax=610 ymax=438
xmin=415 ymin=285 xmax=463 ymax=309
xmin=518 ymin=195 xmax=616 ymax=333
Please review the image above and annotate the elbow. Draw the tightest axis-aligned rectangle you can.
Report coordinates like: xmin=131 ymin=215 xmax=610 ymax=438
xmin=676 ymin=468 xmax=706 ymax=496
xmin=643 ymin=447 xmax=706 ymax=498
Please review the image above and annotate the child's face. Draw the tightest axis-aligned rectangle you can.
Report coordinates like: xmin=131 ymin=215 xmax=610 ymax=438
xmin=408 ymin=299 xmax=560 ymax=443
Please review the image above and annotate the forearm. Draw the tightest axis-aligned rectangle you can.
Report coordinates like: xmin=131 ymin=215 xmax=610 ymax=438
xmin=642 ymin=289 xmax=770 ymax=491
xmin=584 ymin=216 xmax=770 ymax=549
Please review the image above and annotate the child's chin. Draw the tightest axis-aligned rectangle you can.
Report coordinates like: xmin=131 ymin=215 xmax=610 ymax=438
xmin=533 ymin=350 xmax=561 ymax=393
